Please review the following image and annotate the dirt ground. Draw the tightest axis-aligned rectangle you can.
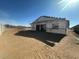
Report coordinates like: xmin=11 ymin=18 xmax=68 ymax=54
xmin=0 ymin=28 xmax=79 ymax=59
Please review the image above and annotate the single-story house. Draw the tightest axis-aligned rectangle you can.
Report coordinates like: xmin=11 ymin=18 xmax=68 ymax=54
xmin=31 ymin=16 xmax=69 ymax=34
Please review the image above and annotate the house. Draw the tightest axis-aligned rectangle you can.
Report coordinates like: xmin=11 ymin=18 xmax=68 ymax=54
xmin=31 ymin=16 xmax=69 ymax=34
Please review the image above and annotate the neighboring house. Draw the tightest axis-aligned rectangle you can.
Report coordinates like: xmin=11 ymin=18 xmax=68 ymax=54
xmin=31 ymin=16 xmax=69 ymax=34
xmin=0 ymin=24 xmax=5 ymax=35
xmin=72 ymin=24 xmax=79 ymax=34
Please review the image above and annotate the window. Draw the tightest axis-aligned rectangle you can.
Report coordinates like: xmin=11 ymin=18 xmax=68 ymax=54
xmin=52 ymin=24 xmax=59 ymax=29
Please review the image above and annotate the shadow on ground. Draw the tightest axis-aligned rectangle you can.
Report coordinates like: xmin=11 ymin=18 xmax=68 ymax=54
xmin=15 ymin=30 xmax=66 ymax=47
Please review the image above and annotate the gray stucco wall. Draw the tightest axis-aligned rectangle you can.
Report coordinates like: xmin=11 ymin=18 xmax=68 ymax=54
xmin=31 ymin=18 xmax=69 ymax=34
xmin=46 ymin=28 xmax=66 ymax=34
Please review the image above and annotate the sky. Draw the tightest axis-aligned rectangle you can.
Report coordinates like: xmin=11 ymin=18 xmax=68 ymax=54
xmin=0 ymin=0 xmax=79 ymax=27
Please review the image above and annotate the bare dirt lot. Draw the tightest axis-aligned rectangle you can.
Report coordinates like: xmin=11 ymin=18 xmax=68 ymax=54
xmin=0 ymin=28 xmax=79 ymax=59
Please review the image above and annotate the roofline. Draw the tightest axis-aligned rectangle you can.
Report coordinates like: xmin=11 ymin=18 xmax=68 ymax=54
xmin=31 ymin=16 xmax=68 ymax=24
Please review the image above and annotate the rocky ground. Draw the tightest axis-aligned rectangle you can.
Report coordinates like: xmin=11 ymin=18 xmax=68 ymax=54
xmin=0 ymin=28 xmax=79 ymax=59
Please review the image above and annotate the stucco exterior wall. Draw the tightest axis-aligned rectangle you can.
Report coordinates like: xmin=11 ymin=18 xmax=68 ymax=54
xmin=58 ymin=20 xmax=69 ymax=29
xmin=46 ymin=21 xmax=67 ymax=34
xmin=46 ymin=28 xmax=66 ymax=34
xmin=31 ymin=16 xmax=69 ymax=34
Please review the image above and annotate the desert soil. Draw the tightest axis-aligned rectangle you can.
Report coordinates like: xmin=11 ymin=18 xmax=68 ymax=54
xmin=0 ymin=28 xmax=79 ymax=59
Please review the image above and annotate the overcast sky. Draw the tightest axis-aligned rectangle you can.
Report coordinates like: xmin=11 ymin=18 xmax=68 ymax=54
xmin=0 ymin=0 xmax=79 ymax=27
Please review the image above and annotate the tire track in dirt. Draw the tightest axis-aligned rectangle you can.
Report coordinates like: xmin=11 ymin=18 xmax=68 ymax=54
xmin=0 ymin=28 xmax=60 ymax=59
xmin=0 ymin=28 xmax=79 ymax=59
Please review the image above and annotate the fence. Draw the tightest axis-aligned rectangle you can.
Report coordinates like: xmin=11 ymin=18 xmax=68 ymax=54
xmin=0 ymin=24 xmax=5 ymax=35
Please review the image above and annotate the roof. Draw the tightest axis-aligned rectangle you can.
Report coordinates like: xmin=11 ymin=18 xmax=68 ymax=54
xmin=31 ymin=16 xmax=68 ymax=24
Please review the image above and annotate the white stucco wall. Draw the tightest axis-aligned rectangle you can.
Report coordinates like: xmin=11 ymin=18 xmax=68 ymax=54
xmin=31 ymin=17 xmax=69 ymax=34
xmin=46 ymin=28 xmax=66 ymax=34
xmin=46 ymin=20 xmax=68 ymax=34
xmin=58 ymin=20 xmax=68 ymax=28
xmin=46 ymin=21 xmax=58 ymax=29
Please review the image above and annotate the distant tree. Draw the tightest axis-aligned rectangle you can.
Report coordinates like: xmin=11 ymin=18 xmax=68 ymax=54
xmin=4 ymin=24 xmax=15 ymax=28
xmin=16 ymin=26 xmax=26 ymax=29
xmin=72 ymin=24 xmax=79 ymax=34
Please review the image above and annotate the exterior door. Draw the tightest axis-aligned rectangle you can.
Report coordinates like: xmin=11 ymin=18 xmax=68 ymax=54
xmin=36 ymin=25 xmax=40 ymax=31
xmin=36 ymin=24 xmax=46 ymax=32
xmin=41 ymin=24 xmax=46 ymax=32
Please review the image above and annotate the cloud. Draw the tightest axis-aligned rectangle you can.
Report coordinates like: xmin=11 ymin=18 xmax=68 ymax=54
xmin=0 ymin=10 xmax=16 ymax=25
xmin=0 ymin=18 xmax=17 ymax=25
xmin=0 ymin=10 xmax=9 ymax=18
xmin=0 ymin=10 xmax=31 ymax=26
xmin=0 ymin=20 xmax=6 ymax=24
